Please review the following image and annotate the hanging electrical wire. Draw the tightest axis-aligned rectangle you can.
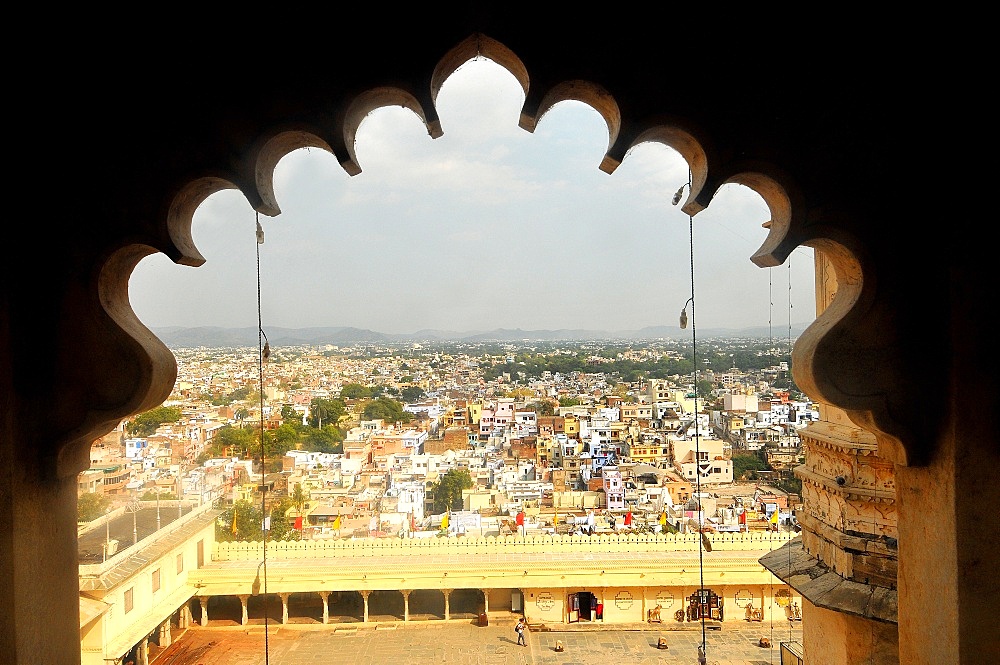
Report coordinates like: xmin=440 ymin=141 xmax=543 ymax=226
xmin=769 ymin=268 xmax=775 ymax=352
xmin=787 ymin=259 xmax=793 ymax=353
xmin=674 ymin=174 xmax=707 ymax=665
xmin=255 ymin=212 xmax=271 ymax=665
xmin=769 ymin=530 xmax=775 ymax=664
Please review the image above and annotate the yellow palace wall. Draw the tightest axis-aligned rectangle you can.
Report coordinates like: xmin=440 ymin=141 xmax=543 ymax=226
xmin=522 ymin=583 xmax=797 ymax=625
xmin=195 ymin=532 xmax=799 ymax=627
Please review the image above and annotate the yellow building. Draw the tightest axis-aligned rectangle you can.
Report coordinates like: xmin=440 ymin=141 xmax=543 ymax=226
xmin=79 ymin=504 xmax=219 ymax=665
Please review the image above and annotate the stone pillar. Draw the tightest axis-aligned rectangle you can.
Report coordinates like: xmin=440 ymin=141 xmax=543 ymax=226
xmin=402 ymin=590 xmax=411 ymax=622
xmin=641 ymin=586 xmax=647 ymax=621
xmin=3 ymin=474 xmax=79 ymax=664
xmin=238 ymin=595 xmax=249 ymax=625
xmin=361 ymin=590 xmax=371 ymax=623
xmin=158 ymin=620 xmax=171 ymax=648
xmin=136 ymin=637 xmax=148 ymax=665
xmin=319 ymin=591 xmax=330 ymax=624
xmin=443 ymin=589 xmax=451 ymax=621
xmin=279 ymin=593 xmax=290 ymax=624
xmin=481 ymin=589 xmax=490 ymax=615
xmin=199 ymin=597 xmax=209 ymax=627
xmin=896 ymin=429 xmax=1000 ymax=665
xmin=182 ymin=604 xmax=193 ymax=629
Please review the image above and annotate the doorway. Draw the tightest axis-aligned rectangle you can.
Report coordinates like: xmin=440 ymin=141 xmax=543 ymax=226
xmin=567 ymin=591 xmax=600 ymax=623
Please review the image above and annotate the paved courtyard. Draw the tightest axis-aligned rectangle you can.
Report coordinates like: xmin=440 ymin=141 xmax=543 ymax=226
xmin=151 ymin=617 xmax=803 ymax=665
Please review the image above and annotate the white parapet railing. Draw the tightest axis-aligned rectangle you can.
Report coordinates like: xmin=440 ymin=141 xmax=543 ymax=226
xmin=213 ymin=530 xmax=796 ymax=561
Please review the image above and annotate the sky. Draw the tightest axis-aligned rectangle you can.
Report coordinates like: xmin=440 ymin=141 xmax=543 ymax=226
xmin=129 ymin=57 xmax=815 ymax=335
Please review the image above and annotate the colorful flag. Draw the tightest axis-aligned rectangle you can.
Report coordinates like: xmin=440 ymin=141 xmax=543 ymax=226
xmin=231 ymin=511 xmax=238 ymax=535
xmin=441 ymin=512 xmax=449 ymax=529
xmin=553 ymin=510 xmax=559 ymax=526
xmin=333 ymin=515 xmax=342 ymax=530
xmin=515 ymin=511 xmax=525 ymax=526
xmin=624 ymin=511 xmax=633 ymax=526
xmin=294 ymin=515 xmax=303 ymax=530
xmin=769 ymin=509 xmax=780 ymax=525
xmin=659 ymin=511 xmax=667 ymax=527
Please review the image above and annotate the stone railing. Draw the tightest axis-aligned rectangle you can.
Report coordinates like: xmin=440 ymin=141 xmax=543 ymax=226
xmin=214 ymin=531 xmax=795 ymax=561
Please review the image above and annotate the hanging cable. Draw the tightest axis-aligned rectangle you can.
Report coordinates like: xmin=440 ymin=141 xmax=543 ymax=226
xmin=769 ymin=526 xmax=775 ymax=664
xmin=769 ymin=268 xmax=774 ymax=352
xmin=676 ymin=173 xmax=708 ymax=664
xmin=255 ymin=212 xmax=271 ymax=665
xmin=787 ymin=259 xmax=793 ymax=353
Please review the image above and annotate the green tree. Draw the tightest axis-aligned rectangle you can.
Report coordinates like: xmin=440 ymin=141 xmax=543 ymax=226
xmin=250 ymin=428 xmax=295 ymax=468
xmin=272 ymin=424 xmax=300 ymax=451
xmin=290 ymin=483 xmax=308 ymax=535
xmin=208 ymin=386 xmax=252 ymax=407
xmin=432 ymin=469 xmax=473 ymax=513
xmin=218 ymin=499 xmax=263 ymax=542
xmin=695 ymin=379 xmax=715 ymax=398
xmin=301 ymin=426 xmax=343 ymax=454
xmin=363 ymin=396 xmax=413 ymax=424
xmin=731 ymin=452 xmax=770 ymax=481
xmin=267 ymin=496 xmax=297 ymax=541
xmin=210 ymin=425 xmax=255 ymax=458
xmin=309 ymin=397 xmax=346 ymax=429
xmin=527 ymin=400 xmax=555 ymax=416
xmin=339 ymin=383 xmax=372 ymax=400
xmin=78 ymin=492 xmax=112 ymax=522
xmin=400 ymin=385 xmax=425 ymax=403
xmin=775 ymin=475 xmax=803 ymax=496
xmin=126 ymin=405 xmax=182 ymax=437
xmin=140 ymin=490 xmax=178 ymax=501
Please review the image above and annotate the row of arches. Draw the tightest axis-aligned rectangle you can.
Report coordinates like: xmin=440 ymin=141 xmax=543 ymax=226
xmin=193 ymin=588 xmax=506 ymax=626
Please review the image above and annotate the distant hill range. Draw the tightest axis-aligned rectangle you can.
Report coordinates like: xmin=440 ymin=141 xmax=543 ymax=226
xmin=151 ymin=324 xmax=810 ymax=348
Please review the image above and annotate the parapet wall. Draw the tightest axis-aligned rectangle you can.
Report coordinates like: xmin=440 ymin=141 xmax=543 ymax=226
xmin=214 ymin=531 xmax=795 ymax=561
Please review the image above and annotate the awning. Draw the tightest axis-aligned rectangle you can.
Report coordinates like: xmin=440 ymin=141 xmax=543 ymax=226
xmin=80 ymin=595 xmax=111 ymax=629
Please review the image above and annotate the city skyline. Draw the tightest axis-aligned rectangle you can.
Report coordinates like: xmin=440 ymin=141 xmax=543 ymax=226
xmin=129 ymin=58 xmax=816 ymax=335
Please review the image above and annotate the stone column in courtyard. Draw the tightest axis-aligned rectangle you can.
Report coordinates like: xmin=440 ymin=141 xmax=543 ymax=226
xmin=158 ymin=620 xmax=171 ymax=648
xmin=136 ymin=638 xmax=148 ymax=665
xmin=481 ymin=589 xmax=490 ymax=615
xmin=361 ymin=590 xmax=371 ymax=623
xmin=443 ymin=589 xmax=451 ymax=620
xmin=319 ymin=591 xmax=330 ymax=624
xmin=199 ymin=598 xmax=209 ymax=627
xmin=279 ymin=593 xmax=290 ymax=624
xmin=238 ymin=595 xmax=249 ymax=625
xmin=402 ymin=590 xmax=410 ymax=621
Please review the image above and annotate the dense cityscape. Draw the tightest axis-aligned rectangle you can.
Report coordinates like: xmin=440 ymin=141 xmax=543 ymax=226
xmin=80 ymin=336 xmax=811 ymax=542
xmin=75 ymin=335 xmax=818 ymax=665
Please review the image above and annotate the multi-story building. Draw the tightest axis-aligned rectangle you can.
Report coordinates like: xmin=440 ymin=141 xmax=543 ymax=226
xmin=670 ymin=433 xmax=733 ymax=486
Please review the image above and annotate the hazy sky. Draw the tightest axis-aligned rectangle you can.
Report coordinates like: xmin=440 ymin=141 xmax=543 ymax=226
xmin=130 ymin=58 xmax=815 ymax=335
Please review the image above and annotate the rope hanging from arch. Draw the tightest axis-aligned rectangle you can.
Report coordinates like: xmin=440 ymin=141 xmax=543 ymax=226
xmin=255 ymin=211 xmax=272 ymax=665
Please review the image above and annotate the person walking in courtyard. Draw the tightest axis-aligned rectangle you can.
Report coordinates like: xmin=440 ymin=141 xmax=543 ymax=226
xmin=515 ymin=617 xmax=527 ymax=646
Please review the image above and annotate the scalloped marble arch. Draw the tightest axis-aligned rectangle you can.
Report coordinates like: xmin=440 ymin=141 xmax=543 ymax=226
xmin=98 ymin=32 xmax=915 ymax=480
